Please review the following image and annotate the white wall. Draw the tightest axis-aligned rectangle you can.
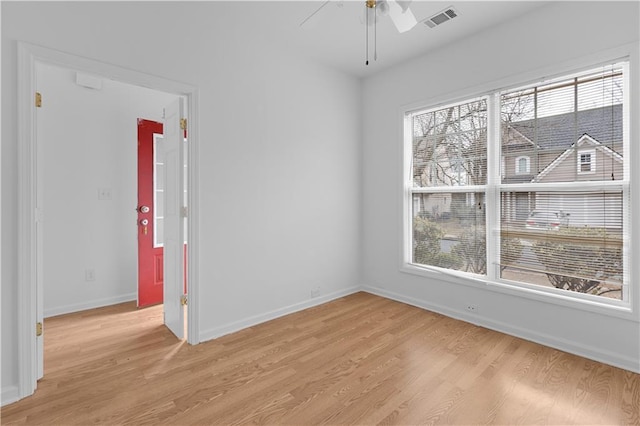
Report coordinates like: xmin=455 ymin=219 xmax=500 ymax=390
xmin=2 ymin=2 xmax=361 ymax=402
xmin=361 ymin=1 xmax=640 ymax=372
xmin=37 ymin=63 xmax=179 ymax=317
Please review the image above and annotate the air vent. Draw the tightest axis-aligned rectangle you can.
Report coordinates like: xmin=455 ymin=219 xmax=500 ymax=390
xmin=423 ymin=7 xmax=458 ymax=28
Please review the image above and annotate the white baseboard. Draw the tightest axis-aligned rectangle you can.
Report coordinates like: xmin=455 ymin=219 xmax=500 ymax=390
xmin=199 ymin=286 xmax=361 ymax=343
xmin=44 ymin=293 xmax=137 ymax=318
xmin=362 ymin=285 xmax=640 ymax=374
xmin=1 ymin=385 xmax=20 ymax=407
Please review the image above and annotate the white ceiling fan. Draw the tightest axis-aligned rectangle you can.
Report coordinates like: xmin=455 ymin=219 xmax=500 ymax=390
xmin=371 ymin=0 xmax=418 ymax=33
xmin=300 ymin=0 xmax=419 ymax=65
xmin=301 ymin=0 xmax=417 ymax=32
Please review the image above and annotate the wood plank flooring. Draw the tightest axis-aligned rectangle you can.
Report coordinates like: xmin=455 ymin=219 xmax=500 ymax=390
xmin=2 ymin=292 xmax=639 ymax=425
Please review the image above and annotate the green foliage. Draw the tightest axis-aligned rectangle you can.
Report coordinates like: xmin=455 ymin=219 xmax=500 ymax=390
xmin=531 ymin=227 xmax=623 ymax=294
xmin=413 ymin=216 xmax=463 ymax=269
xmin=413 ymin=216 xmax=524 ymax=276
xmin=452 ymin=228 xmax=486 ymax=274
xmin=450 ymin=228 xmax=523 ymax=275
xmin=413 ymin=216 xmax=443 ymax=261
xmin=501 ymin=237 xmax=524 ymax=271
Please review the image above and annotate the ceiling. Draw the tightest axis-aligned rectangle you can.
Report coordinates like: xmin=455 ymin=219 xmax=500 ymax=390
xmin=235 ymin=1 xmax=550 ymax=78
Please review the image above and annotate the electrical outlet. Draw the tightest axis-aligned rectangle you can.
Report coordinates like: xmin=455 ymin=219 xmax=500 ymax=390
xmin=466 ymin=304 xmax=478 ymax=313
xmin=85 ymin=269 xmax=95 ymax=281
xmin=311 ymin=287 xmax=320 ymax=298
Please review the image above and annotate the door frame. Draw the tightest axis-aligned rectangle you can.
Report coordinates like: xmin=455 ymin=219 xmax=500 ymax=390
xmin=16 ymin=42 xmax=201 ymax=400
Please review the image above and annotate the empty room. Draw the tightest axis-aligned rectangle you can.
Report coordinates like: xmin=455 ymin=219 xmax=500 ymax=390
xmin=1 ymin=1 xmax=639 ymax=424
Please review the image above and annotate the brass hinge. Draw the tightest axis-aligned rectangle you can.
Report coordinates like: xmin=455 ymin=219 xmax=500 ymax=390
xmin=180 ymin=295 xmax=188 ymax=306
xmin=180 ymin=118 xmax=187 ymax=130
xmin=35 ymin=92 xmax=42 ymax=108
xmin=36 ymin=322 xmax=43 ymax=337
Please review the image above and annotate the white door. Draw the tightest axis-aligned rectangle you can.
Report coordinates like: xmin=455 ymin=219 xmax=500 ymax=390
xmin=162 ymin=98 xmax=186 ymax=339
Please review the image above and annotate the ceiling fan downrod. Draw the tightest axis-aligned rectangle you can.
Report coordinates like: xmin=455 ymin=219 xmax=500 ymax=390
xmin=365 ymin=0 xmax=377 ymax=65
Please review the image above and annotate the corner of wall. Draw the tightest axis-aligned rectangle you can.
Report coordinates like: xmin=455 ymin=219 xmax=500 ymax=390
xmin=199 ymin=286 xmax=361 ymax=344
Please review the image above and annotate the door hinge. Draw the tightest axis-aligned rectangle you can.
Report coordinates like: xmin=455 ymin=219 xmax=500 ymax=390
xmin=180 ymin=118 xmax=187 ymax=130
xmin=180 ymin=295 xmax=188 ymax=306
xmin=181 ymin=206 xmax=188 ymax=218
xmin=36 ymin=322 xmax=43 ymax=337
xmin=35 ymin=92 xmax=42 ymax=108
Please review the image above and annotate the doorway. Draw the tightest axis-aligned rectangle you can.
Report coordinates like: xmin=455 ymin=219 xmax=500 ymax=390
xmin=37 ymin=63 xmax=182 ymax=316
xmin=17 ymin=42 xmax=200 ymax=400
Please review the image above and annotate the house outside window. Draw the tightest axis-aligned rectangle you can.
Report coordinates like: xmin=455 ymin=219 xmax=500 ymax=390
xmin=405 ymin=61 xmax=629 ymax=305
xmin=515 ymin=156 xmax=530 ymax=174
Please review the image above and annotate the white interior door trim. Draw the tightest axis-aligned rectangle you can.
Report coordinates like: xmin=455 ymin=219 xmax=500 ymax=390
xmin=16 ymin=41 xmax=201 ymax=400
xmin=17 ymin=40 xmax=39 ymax=403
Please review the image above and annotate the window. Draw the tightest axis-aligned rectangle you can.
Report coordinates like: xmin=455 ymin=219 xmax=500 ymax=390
xmin=409 ymin=98 xmax=488 ymax=275
xmin=153 ymin=134 xmax=164 ymax=248
xmin=153 ymin=133 xmax=189 ymax=247
xmin=406 ymin=62 xmax=629 ymax=304
xmin=578 ymin=149 xmax=596 ymax=173
xmin=515 ymin=156 xmax=530 ymax=174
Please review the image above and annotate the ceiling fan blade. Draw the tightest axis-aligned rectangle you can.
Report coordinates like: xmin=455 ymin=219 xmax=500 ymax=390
xmin=396 ymin=0 xmax=412 ymax=13
xmin=387 ymin=0 xmax=417 ymax=33
xmin=299 ymin=0 xmax=332 ymax=27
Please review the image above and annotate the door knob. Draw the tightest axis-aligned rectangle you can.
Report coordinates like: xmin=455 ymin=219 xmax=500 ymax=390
xmin=138 ymin=205 xmax=150 ymax=213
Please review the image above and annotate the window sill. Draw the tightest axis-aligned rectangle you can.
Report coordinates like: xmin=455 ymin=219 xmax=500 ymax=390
xmin=400 ymin=262 xmax=635 ymax=321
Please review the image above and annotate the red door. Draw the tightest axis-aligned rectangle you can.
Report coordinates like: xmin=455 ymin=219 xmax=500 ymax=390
xmin=137 ymin=119 xmax=164 ymax=307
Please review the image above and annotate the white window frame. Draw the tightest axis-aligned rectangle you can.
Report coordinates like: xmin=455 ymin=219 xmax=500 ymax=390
xmin=515 ymin=155 xmax=530 ymax=174
xmin=577 ymin=149 xmax=596 ymax=174
xmin=153 ymin=133 xmax=164 ymax=248
xmin=402 ymin=60 xmax=631 ymax=313
xmin=403 ymin=95 xmax=491 ymax=280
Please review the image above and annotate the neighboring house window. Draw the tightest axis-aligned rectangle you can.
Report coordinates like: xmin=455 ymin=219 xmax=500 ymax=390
xmin=405 ymin=62 xmax=629 ymax=305
xmin=578 ymin=149 xmax=596 ymax=173
xmin=408 ymin=98 xmax=487 ymax=275
xmin=515 ymin=156 xmax=530 ymax=174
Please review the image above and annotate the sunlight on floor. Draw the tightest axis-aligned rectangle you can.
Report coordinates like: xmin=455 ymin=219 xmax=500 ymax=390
xmin=143 ymin=339 xmax=187 ymax=380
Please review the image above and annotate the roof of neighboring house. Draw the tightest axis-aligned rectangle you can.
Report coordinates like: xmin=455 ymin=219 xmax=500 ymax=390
xmin=507 ymin=104 xmax=623 ymax=150
xmin=533 ymin=134 xmax=623 ymax=183
xmin=502 ymin=125 xmax=536 ymax=150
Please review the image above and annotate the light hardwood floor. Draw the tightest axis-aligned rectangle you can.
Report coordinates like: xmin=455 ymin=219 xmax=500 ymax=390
xmin=2 ymin=292 xmax=639 ymax=425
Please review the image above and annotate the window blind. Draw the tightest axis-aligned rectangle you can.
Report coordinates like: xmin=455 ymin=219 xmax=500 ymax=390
xmin=499 ymin=64 xmax=627 ymax=300
xmin=411 ymin=99 xmax=488 ymax=274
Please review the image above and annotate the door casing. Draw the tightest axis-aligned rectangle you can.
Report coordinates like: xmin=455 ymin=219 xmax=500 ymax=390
xmin=16 ymin=41 xmax=201 ymax=401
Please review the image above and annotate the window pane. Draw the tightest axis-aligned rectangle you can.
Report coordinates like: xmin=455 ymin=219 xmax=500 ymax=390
xmin=501 ymin=65 xmax=624 ymax=184
xmin=412 ymin=100 xmax=487 ymax=187
xmin=155 ymin=218 xmax=163 ymax=248
xmin=154 ymin=134 xmax=164 ymax=249
xmin=412 ymin=192 xmax=486 ymax=275
xmin=500 ymin=190 xmax=625 ymax=300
